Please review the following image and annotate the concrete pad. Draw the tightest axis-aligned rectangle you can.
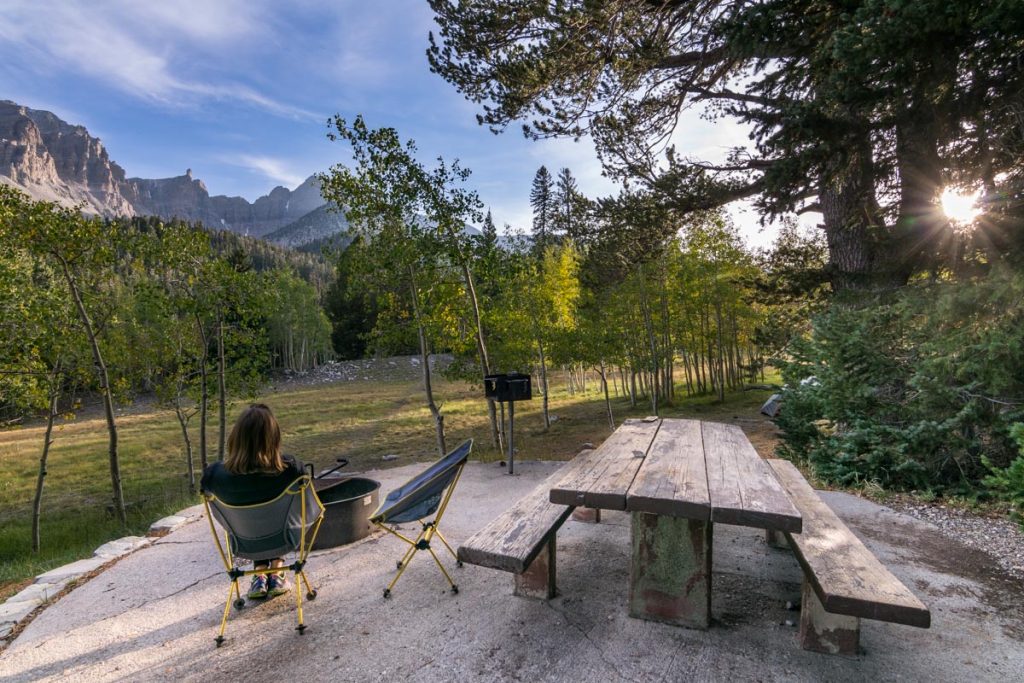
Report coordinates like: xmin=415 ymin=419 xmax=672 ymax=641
xmin=94 ymin=536 xmax=152 ymax=559
xmin=2 ymin=461 xmax=1022 ymax=682
xmin=5 ymin=582 xmax=68 ymax=605
xmin=32 ymin=556 xmax=108 ymax=584
xmin=149 ymin=515 xmax=189 ymax=533
xmin=0 ymin=600 xmax=39 ymax=623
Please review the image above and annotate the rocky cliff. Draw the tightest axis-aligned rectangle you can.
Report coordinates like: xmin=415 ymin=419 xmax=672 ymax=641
xmin=0 ymin=100 xmax=137 ymax=215
xmin=0 ymin=100 xmax=330 ymax=238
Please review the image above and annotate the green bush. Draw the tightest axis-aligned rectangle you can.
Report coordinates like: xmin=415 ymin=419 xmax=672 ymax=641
xmin=775 ymin=268 xmax=1024 ymax=494
xmin=984 ymin=424 xmax=1024 ymax=527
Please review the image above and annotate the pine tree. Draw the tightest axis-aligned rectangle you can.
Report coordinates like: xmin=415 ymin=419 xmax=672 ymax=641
xmin=481 ymin=208 xmax=497 ymax=250
xmin=554 ymin=167 xmax=585 ymax=241
xmin=530 ymin=166 xmax=553 ymax=250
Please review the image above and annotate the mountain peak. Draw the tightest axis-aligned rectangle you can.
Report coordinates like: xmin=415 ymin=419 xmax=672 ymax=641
xmin=0 ymin=100 xmax=328 ymax=238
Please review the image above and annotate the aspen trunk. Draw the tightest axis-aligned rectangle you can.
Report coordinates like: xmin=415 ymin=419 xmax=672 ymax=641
xmin=537 ymin=338 xmax=550 ymax=430
xmin=175 ymin=401 xmax=196 ymax=495
xmin=194 ymin=313 xmax=210 ymax=470
xmin=458 ymin=262 xmax=500 ymax=450
xmin=58 ymin=256 xmax=125 ymax=525
xmin=32 ymin=378 xmax=60 ymax=552
xmin=599 ymin=360 xmax=614 ymax=429
xmin=714 ymin=301 xmax=726 ymax=402
xmin=410 ymin=267 xmax=446 ymax=457
xmin=217 ymin=314 xmax=227 ymax=461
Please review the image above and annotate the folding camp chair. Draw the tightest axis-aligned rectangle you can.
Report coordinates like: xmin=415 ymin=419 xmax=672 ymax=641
xmin=370 ymin=439 xmax=473 ymax=598
xmin=203 ymin=474 xmax=324 ymax=646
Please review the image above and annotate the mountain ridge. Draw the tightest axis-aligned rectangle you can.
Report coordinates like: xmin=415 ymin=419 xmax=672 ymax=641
xmin=0 ymin=100 xmax=332 ymax=240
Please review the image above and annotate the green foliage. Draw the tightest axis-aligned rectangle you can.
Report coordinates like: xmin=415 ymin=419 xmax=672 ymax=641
xmin=777 ymin=268 xmax=1024 ymax=492
xmin=323 ymin=236 xmax=379 ymax=359
xmin=983 ymin=424 xmax=1024 ymax=528
xmin=428 ymin=1 xmax=1024 ymax=287
xmin=752 ymin=220 xmax=830 ymax=361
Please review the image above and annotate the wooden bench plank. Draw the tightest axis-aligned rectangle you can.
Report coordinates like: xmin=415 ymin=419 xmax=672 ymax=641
xmin=550 ymin=418 xmax=660 ymax=510
xmin=768 ymin=459 xmax=931 ymax=628
xmin=458 ymin=467 xmax=576 ymax=573
xmin=704 ymin=422 xmax=802 ymax=532
xmin=626 ymin=418 xmax=711 ymax=519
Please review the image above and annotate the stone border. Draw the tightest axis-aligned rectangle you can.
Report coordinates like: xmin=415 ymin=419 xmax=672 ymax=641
xmin=0 ymin=509 xmax=200 ymax=643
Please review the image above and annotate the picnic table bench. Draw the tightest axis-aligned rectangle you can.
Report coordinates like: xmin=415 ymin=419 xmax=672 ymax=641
xmin=767 ymin=459 xmax=930 ymax=654
xmin=457 ymin=450 xmax=599 ymax=599
xmin=459 ymin=417 xmax=930 ymax=655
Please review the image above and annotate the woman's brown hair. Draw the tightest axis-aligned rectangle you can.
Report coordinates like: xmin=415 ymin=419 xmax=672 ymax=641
xmin=224 ymin=404 xmax=284 ymax=474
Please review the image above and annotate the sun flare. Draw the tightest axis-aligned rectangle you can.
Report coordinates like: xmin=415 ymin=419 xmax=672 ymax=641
xmin=940 ymin=187 xmax=982 ymax=225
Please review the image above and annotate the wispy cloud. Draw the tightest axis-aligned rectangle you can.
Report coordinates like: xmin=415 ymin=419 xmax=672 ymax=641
xmin=229 ymin=155 xmax=307 ymax=189
xmin=0 ymin=0 xmax=319 ymax=120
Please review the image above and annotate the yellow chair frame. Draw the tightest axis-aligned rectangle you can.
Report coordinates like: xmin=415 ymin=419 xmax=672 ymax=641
xmin=374 ymin=461 xmax=466 ymax=598
xmin=203 ymin=475 xmax=324 ymax=647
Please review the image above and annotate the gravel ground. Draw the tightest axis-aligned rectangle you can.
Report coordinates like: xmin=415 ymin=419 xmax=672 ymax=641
xmin=884 ymin=497 xmax=1024 ymax=580
xmin=270 ymin=353 xmax=454 ymax=388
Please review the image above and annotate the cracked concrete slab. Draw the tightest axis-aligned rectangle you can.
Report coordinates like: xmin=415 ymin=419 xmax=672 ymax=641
xmin=32 ymin=557 xmax=108 ymax=585
xmin=93 ymin=536 xmax=152 ymax=560
xmin=0 ymin=600 xmax=39 ymax=624
xmin=1 ymin=461 xmax=1021 ymax=682
xmin=149 ymin=515 xmax=190 ymax=533
xmin=4 ymin=582 xmax=69 ymax=606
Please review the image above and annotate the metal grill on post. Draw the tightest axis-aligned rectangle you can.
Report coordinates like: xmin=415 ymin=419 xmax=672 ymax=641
xmin=484 ymin=372 xmax=533 ymax=474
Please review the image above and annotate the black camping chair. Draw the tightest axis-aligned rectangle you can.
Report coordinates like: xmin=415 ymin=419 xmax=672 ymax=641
xmin=203 ymin=475 xmax=324 ymax=646
xmin=370 ymin=439 xmax=473 ymax=598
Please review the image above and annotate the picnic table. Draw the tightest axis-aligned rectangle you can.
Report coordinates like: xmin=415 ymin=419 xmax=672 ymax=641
xmin=549 ymin=417 xmax=802 ymax=629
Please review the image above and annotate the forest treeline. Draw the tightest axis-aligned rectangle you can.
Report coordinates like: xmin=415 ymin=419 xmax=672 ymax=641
xmin=0 ymin=188 xmax=333 ymax=540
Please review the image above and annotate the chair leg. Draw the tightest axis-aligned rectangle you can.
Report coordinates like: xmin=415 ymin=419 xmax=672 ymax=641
xmin=396 ymin=540 xmax=418 ymax=570
xmin=433 ymin=528 xmax=461 ymax=566
xmin=384 ymin=553 xmax=415 ymax=598
xmin=298 ymin=569 xmax=317 ymax=599
xmin=294 ymin=573 xmax=306 ymax=634
xmin=216 ymin=580 xmax=237 ymax=646
xmin=426 ymin=546 xmax=459 ymax=594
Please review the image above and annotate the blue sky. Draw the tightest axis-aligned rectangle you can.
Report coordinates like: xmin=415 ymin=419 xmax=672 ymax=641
xmin=0 ymin=0 xmax=784 ymax=246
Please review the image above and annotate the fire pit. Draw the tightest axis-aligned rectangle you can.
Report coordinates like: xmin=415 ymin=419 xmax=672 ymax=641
xmin=312 ymin=476 xmax=381 ymax=549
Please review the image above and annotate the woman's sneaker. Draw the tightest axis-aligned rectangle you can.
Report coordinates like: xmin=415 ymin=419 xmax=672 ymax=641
xmin=247 ymin=574 xmax=268 ymax=599
xmin=267 ymin=573 xmax=290 ymax=597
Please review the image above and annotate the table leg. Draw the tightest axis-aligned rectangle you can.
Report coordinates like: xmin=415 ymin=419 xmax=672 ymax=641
xmin=765 ymin=528 xmax=788 ymax=549
xmin=629 ymin=512 xmax=712 ymax=629
xmin=799 ymin=578 xmax=860 ymax=655
xmin=514 ymin=538 xmax=557 ymax=600
xmin=571 ymin=507 xmax=601 ymax=524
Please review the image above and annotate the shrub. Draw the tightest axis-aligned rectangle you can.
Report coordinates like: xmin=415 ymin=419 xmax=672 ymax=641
xmin=984 ymin=424 xmax=1024 ymax=527
xmin=775 ymin=267 xmax=1024 ymax=494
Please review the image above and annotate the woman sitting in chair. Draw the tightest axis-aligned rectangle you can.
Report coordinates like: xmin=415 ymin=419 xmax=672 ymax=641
xmin=201 ymin=403 xmax=304 ymax=600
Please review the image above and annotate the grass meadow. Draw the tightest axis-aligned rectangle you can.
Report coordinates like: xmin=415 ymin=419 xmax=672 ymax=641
xmin=0 ymin=369 xmax=780 ymax=599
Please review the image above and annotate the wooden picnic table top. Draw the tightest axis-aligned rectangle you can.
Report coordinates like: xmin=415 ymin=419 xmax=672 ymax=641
xmin=549 ymin=417 xmax=802 ymax=533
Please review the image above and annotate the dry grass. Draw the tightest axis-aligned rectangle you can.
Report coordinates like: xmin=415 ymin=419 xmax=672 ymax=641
xmin=0 ymin=369 xmax=780 ymax=592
